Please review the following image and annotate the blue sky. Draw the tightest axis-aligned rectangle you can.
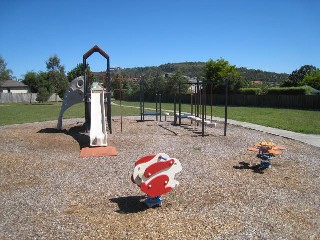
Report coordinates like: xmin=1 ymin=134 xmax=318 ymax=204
xmin=1 ymin=0 xmax=319 ymax=79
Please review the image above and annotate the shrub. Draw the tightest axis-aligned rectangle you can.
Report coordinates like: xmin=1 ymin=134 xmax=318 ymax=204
xmin=238 ymin=88 xmax=262 ymax=95
xmin=36 ymin=87 xmax=51 ymax=102
xmin=267 ymin=86 xmax=312 ymax=95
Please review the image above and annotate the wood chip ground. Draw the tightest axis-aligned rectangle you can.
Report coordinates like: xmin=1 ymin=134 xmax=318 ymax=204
xmin=0 ymin=117 xmax=319 ymax=239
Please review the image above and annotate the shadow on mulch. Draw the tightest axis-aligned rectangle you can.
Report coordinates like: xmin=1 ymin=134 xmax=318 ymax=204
xmin=233 ymin=161 xmax=268 ymax=174
xmin=38 ymin=125 xmax=90 ymax=148
xmin=109 ymin=196 xmax=148 ymax=214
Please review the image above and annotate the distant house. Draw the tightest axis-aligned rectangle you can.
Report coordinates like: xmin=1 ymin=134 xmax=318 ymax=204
xmin=0 ymin=80 xmax=29 ymax=93
xmin=252 ymin=80 xmax=263 ymax=85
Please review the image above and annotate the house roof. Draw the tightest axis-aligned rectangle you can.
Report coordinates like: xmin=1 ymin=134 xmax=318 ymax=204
xmin=0 ymin=80 xmax=28 ymax=88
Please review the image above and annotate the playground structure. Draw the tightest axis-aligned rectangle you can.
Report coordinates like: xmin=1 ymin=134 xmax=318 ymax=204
xmin=131 ymin=153 xmax=182 ymax=207
xmin=57 ymin=76 xmax=85 ymax=130
xmin=89 ymin=82 xmax=107 ymax=146
xmin=113 ymin=76 xmax=164 ymax=124
xmin=57 ymin=45 xmax=112 ymax=148
xmin=174 ymin=79 xmax=217 ymax=137
xmin=139 ymin=77 xmax=163 ymax=122
xmin=247 ymin=141 xmax=286 ymax=169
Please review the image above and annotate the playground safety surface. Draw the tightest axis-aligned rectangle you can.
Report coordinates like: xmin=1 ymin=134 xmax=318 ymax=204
xmin=80 ymin=146 xmax=118 ymax=157
xmin=0 ymin=117 xmax=319 ymax=239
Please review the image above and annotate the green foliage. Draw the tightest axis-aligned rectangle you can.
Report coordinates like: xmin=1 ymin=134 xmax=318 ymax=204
xmin=46 ymin=54 xmax=65 ymax=73
xmin=237 ymin=67 xmax=288 ymax=86
xmin=0 ymin=55 xmax=13 ymax=81
xmin=47 ymin=70 xmax=68 ymax=98
xmin=67 ymin=63 xmax=86 ymax=82
xmin=115 ymin=71 xmax=190 ymax=101
xmin=238 ymin=88 xmax=262 ymax=95
xmin=23 ymin=55 xmax=68 ymax=99
xmin=267 ymin=86 xmax=312 ymax=95
xmin=143 ymin=73 xmax=165 ymax=98
xmin=45 ymin=55 xmax=68 ymax=98
xmin=159 ymin=62 xmax=205 ymax=79
xmin=204 ymin=58 xmax=247 ymax=93
xmin=303 ymin=70 xmax=320 ymax=91
xmin=164 ymin=72 xmax=189 ymax=95
xmin=282 ymin=65 xmax=317 ymax=87
xmin=22 ymin=71 xmax=39 ymax=93
xmin=36 ymin=87 xmax=51 ymax=102
xmin=118 ymin=62 xmax=288 ymax=87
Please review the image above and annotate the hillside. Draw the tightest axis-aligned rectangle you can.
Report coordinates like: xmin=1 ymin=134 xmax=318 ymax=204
xmin=112 ymin=62 xmax=289 ymax=85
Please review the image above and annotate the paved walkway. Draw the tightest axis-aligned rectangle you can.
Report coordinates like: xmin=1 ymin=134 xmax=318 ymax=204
xmin=210 ymin=116 xmax=320 ymax=148
xmin=112 ymin=102 xmax=320 ymax=148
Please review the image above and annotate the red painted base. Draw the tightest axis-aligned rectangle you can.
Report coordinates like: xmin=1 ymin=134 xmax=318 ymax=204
xmin=80 ymin=146 xmax=117 ymax=157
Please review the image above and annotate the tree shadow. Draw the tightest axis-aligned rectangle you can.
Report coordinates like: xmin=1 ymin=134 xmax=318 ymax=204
xmin=233 ymin=161 xmax=268 ymax=174
xmin=109 ymin=195 xmax=148 ymax=214
xmin=38 ymin=124 xmax=90 ymax=149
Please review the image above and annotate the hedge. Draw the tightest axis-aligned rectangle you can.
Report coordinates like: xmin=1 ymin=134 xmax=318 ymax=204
xmin=238 ymin=88 xmax=262 ymax=95
xmin=267 ymin=86 xmax=312 ymax=95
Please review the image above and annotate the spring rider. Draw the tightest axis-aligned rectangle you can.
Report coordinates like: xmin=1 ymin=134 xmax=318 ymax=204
xmin=247 ymin=141 xmax=285 ymax=169
xmin=131 ymin=153 xmax=182 ymax=208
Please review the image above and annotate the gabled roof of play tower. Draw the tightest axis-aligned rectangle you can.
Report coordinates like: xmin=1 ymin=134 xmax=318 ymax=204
xmin=83 ymin=45 xmax=109 ymax=60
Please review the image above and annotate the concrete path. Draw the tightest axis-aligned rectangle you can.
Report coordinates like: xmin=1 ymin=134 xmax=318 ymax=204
xmin=211 ymin=116 xmax=320 ymax=148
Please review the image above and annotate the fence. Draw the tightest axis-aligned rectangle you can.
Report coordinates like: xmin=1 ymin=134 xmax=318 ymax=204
xmin=119 ymin=93 xmax=320 ymax=110
xmin=211 ymin=94 xmax=320 ymax=110
xmin=0 ymin=93 xmax=62 ymax=103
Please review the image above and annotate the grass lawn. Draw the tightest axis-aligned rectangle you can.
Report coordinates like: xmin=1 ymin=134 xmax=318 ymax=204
xmin=0 ymin=101 xmax=319 ymax=134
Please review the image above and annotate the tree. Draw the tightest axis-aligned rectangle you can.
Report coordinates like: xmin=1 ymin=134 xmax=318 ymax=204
xmin=22 ymin=71 xmax=40 ymax=93
xmin=36 ymin=87 xmax=51 ymax=103
xmin=47 ymin=70 xmax=68 ymax=98
xmin=282 ymin=65 xmax=317 ymax=87
xmin=303 ymin=69 xmax=320 ymax=90
xmin=67 ymin=63 xmax=90 ymax=82
xmin=23 ymin=71 xmax=50 ymax=94
xmin=46 ymin=54 xmax=65 ymax=73
xmin=204 ymin=58 xmax=247 ymax=93
xmin=143 ymin=73 xmax=166 ymax=100
xmin=164 ymin=71 xmax=189 ymax=95
xmin=45 ymin=55 xmax=68 ymax=98
xmin=0 ymin=56 xmax=13 ymax=81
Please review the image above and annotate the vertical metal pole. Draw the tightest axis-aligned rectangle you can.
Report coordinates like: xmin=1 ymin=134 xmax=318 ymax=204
xmin=196 ymin=79 xmax=200 ymax=117
xmin=210 ymin=83 xmax=213 ymax=122
xmin=204 ymin=84 xmax=207 ymax=120
xmin=120 ymin=78 xmax=123 ymax=133
xmin=173 ymin=94 xmax=177 ymax=125
xmin=178 ymin=81 xmax=181 ymax=126
xmin=224 ymin=78 xmax=228 ymax=136
xmin=106 ymin=58 xmax=112 ymax=134
xmin=140 ymin=78 xmax=143 ymax=121
xmin=202 ymin=84 xmax=205 ymax=137
xmin=159 ymin=93 xmax=162 ymax=122
xmin=190 ymin=93 xmax=193 ymax=124
xmin=83 ymin=58 xmax=90 ymax=131
xmin=190 ymin=93 xmax=193 ymax=115
xmin=142 ymin=78 xmax=145 ymax=121
xmin=156 ymin=93 xmax=158 ymax=121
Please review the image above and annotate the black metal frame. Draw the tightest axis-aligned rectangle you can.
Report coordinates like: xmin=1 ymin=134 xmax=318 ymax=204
xmin=83 ymin=45 xmax=112 ymax=133
xmin=139 ymin=77 xmax=162 ymax=121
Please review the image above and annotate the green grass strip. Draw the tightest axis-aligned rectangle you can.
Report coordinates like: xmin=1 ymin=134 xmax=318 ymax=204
xmin=0 ymin=102 xmax=319 ymax=134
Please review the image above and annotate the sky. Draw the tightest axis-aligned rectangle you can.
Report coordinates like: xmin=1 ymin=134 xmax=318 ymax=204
xmin=1 ymin=0 xmax=319 ymax=80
